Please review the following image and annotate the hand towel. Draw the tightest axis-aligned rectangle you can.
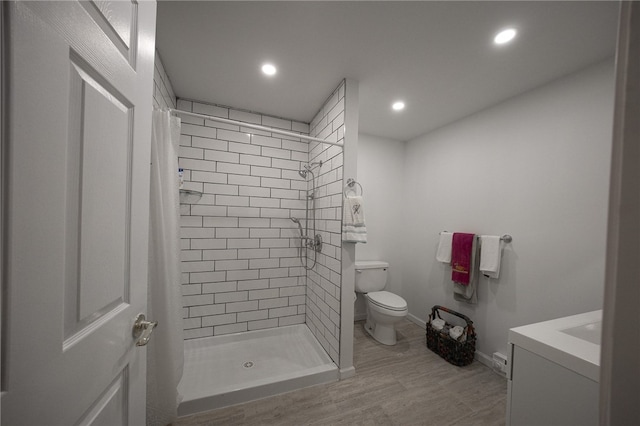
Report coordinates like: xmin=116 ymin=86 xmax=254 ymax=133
xmin=342 ymin=225 xmax=367 ymax=243
xmin=436 ymin=232 xmax=453 ymax=263
xmin=480 ymin=235 xmax=502 ymax=279
xmin=453 ymin=235 xmax=478 ymax=304
xmin=454 ymin=281 xmax=477 ymax=304
xmin=451 ymin=233 xmax=475 ymax=285
xmin=344 ymin=196 xmax=365 ymax=226
xmin=342 ymin=196 xmax=367 ymax=243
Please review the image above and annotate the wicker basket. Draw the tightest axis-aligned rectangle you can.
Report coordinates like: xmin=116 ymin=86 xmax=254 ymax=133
xmin=426 ymin=305 xmax=476 ymax=366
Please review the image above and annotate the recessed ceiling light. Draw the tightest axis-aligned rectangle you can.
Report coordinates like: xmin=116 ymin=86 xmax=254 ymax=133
xmin=392 ymin=101 xmax=405 ymax=111
xmin=494 ymin=28 xmax=517 ymax=45
xmin=261 ymin=63 xmax=277 ymax=76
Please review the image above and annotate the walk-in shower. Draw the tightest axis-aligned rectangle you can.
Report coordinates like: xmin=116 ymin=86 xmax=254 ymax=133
xmin=168 ymin=78 xmax=348 ymax=417
xmin=290 ymin=161 xmax=323 ymax=270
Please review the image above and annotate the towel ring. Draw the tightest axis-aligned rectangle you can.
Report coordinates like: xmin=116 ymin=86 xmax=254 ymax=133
xmin=344 ymin=178 xmax=363 ymax=197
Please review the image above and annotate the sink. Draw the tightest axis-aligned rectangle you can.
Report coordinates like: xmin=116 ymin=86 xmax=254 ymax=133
xmin=561 ymin=321 xmax=601 ymax=345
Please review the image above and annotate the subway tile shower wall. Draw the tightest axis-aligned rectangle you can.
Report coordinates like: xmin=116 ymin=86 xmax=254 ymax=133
xmin=305 ymin=81 xmax=345 ymax=362
xmin=177 ymin=99 xmax=313 ymax=339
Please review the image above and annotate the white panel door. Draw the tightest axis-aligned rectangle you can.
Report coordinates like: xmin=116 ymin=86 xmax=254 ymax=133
xmin=2 ymin=1 xmax=156 ymax=424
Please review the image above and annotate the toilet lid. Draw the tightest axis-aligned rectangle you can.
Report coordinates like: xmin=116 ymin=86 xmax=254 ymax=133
xmin=366 ymin=291 xmax=407 ymax=311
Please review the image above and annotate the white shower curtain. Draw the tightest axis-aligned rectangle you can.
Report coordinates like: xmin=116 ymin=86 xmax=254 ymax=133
xmin=147 ymin=110 xmax=184 ymax=426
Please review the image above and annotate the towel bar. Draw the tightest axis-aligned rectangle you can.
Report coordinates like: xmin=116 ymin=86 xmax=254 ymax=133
xmin=440 ymin=231 xmax=513 ymax=243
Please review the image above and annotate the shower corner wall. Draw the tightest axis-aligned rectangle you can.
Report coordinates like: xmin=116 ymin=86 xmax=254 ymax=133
xmin=305 ymin=80 xmax=348 ymax=365
xmin=339 ymin=78 xmax=359 ymax=378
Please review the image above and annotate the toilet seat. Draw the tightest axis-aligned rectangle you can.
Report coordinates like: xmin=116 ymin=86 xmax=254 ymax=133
xmin=366 ymin=291 xmax=407 ymax=312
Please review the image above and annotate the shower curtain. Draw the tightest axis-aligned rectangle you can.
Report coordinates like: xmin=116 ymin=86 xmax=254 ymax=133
xmin=147 ymin=110 xmax=184 ymax=426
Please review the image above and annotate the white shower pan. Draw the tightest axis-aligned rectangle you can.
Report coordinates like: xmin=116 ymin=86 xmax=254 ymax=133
xmin=177 ymin=324 xmax=339 ymax=417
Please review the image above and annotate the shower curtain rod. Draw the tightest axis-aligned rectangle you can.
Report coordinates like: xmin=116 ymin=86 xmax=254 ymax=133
xmin=169 ymin=108 xmax=344 ymax=147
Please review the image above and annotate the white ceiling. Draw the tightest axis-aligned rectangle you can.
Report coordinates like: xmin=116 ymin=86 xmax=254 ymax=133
xmin=156 ymin=1 xmax=619 ymax=142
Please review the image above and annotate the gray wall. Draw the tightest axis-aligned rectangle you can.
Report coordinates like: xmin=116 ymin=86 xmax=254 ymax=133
xmin=357 ymin=60 xmax=615 ymax=360
xmin=355 ymin=134 xmax=405 ymax=319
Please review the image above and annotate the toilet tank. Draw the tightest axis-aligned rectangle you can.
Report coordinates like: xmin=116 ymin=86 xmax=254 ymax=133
xmin=354 ymin=261 xmax=389 ymax=293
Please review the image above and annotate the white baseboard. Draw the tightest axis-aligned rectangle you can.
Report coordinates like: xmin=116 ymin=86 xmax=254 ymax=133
xmin=474 ymin=350 xmax=493 ymax=368
xmin=407 ymin=313 xmax=426 ymax=328
xmin=339 ymin=366 xmax=356 ymax=380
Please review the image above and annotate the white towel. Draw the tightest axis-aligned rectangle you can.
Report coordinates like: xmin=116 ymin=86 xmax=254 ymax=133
xmin=344 ymin=196 xmax=365 ymax=226
xmin=480 ymin=235 xmax=502 ymax=279
xmin=436 ymin=232 xmax=453 ymax=263
xmin=449 ymin=325 xmax=465 ymax=341
xmin=431 ymin=318 xmax=445 ymax=331
xmin=342 ymin=225 xmax=367 ymax=243
xmin=342 ymin=196 xmax=367 ymax=243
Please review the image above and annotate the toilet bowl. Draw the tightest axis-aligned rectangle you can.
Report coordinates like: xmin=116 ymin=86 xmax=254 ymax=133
xmin=355 ymin=261 xmax=408 ymax=345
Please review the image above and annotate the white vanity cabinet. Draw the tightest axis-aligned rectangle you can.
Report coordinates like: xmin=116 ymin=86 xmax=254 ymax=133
xmin=506 ymin=311 xmax=601 ymax=426
xmin=507 ymin=344 xmax=598 ymax=425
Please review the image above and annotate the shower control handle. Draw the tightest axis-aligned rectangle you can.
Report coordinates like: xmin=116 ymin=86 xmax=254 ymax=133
xmin=311 ymin=234 xmax=323 ymax=252
xmin=133 ymin=313 xmax=158 ymax=346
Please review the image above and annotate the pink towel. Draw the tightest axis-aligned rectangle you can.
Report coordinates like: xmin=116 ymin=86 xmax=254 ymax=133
xmin=452 ymin=233 xmax=475 ymax=285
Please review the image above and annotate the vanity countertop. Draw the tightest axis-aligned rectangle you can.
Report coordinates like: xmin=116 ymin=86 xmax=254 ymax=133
xmin=509 ymin=310 xmax=601 ymax=382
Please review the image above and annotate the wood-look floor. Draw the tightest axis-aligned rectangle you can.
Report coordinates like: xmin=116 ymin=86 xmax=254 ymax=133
xmin=174 ymin=320 xmax=508 ymax=425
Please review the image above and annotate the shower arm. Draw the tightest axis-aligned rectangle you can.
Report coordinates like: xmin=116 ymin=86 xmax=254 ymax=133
xmin=298 ymin=160 xmax=323 ymax=177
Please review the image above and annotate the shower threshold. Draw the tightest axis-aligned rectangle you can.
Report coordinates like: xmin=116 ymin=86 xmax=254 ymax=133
xmin=177 ymin=324 xmax=339 ymax=417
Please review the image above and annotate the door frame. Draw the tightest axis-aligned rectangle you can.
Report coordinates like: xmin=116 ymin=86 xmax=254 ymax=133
xmin=1 ymin=0 xmax=5 ymax=402
xmin=600 ymin=1 xmax=640 ymax=423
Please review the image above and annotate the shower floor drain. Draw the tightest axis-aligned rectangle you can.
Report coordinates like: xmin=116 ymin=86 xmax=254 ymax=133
xmin=242 ymin=361 xmax=254 ymax=369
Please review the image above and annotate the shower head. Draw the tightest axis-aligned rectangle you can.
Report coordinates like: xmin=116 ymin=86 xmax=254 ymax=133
xmin=299 ymin=163 xmax=316 ymax=182
xmin=290 ymin=216 xmax=304 ymax=237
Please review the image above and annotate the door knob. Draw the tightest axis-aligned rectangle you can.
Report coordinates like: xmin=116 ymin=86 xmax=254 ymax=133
xmin=133 ymin=313 xmax=158 ymax=346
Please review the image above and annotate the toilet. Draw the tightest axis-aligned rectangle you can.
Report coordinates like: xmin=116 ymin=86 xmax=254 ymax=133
xmin=355 ymin=261 xmax=408 ymax=345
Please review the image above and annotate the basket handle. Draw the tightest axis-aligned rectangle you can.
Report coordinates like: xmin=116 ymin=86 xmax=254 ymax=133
xmin=430 ymin=305 xmax=474 ymax=326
